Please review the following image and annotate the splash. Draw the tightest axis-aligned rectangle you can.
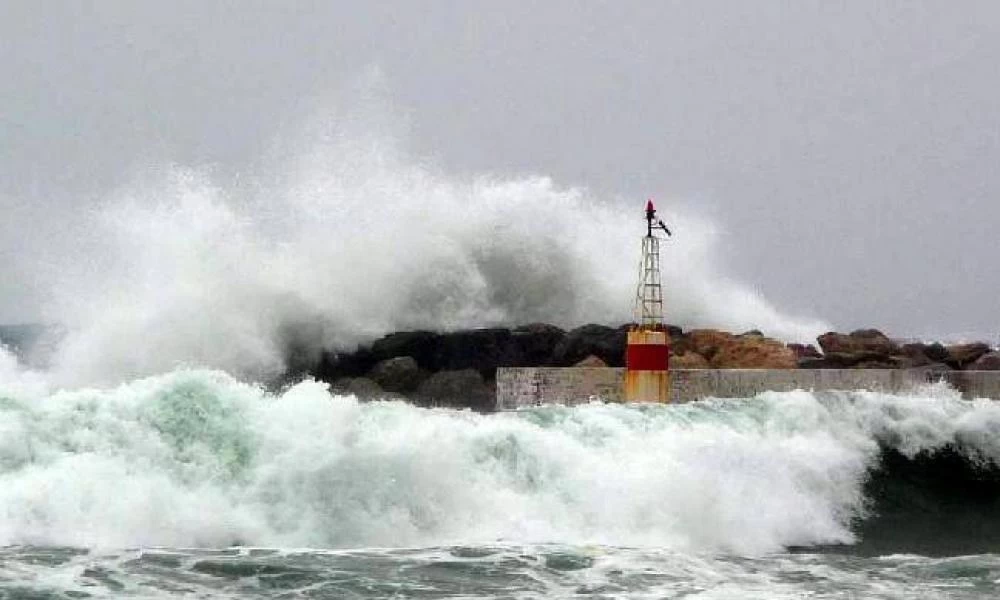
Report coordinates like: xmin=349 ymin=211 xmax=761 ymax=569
xmin=0 ymin=345 xmax=48 ymax=400
xmin=30 ymin=94 xmax=827 ymax=385
xmin=1 ymin=370 xmax=997 ymax=553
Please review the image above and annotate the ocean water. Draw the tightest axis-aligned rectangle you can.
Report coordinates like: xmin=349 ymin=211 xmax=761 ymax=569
xmin=1 ymin=361 xmax=999 ymax=598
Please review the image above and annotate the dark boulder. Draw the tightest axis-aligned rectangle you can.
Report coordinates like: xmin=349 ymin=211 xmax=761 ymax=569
xmin=898 ymin=343 xmax=934 ymax=368
xmin=923 ymin=342 xmax=951 ymax=363
xmin=330 ymin=377 xmax=352 ymax=393
xmin=331 ymin=377 xmax=396 ymax=400
xmin=552 ymin=324 xmax=627 ymax=367
xmin=415 ymin=369 xmax=493 ymax=411
xmin=946 ymin=343 xmax=991 ymax=369
xmin=970 ymin=352 xmax=1000 ymax=371
xmin=798 ymin=357 xmax=829 ymax=369
xmin=664 ymin=324 xmax=687 ymax=354
xmin=799 ymin=351 xmax=900 ymax=369
xmin=314 ymin=346 xmax=377 ymax=381
xmin=788 ymin=343 xmax=822 ymax=359
xmin=817 ymin=329 xmax=899 ymax=356
xmin=368 ymin=356 xmax=426 ymax=393
xmin=371 ymin=330 xmax=443 ymax=371
xmin=511 ymin=323 xmax=565 ymax=366
xmin=818 ymin=351 xmax=890 ymax=368
xmin=434 ymin=328 xmax=523 ymax=378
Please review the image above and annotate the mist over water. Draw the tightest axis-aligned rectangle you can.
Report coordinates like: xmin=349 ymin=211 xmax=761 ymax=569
xmin=15 ymin=99 xmax=828 ymax=386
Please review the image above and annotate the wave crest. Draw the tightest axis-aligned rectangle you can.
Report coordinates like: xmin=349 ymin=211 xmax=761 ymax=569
xmin=1 ymin=370 xmax=996 ymax=553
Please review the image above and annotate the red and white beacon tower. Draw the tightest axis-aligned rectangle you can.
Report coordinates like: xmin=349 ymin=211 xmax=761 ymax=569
xmin=625 ymin=200 xmax=672 ymax=403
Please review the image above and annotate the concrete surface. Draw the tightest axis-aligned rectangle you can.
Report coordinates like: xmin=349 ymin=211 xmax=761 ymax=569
xmin=495 ymin=368 xmax=1000 ymax=410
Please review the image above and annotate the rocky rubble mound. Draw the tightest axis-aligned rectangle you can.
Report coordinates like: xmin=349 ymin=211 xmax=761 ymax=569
xmin=305 ymin=324 xmax=998 ymax=407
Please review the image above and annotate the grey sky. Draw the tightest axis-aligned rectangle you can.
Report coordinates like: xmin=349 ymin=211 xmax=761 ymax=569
xmin=2 ymin=1 xmax=998 ymax=340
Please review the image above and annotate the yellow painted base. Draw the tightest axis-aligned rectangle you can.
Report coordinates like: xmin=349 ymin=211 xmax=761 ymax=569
xmin=624 ymin=330 xmax=671 ymax=403
xmin=624 ymin=370 xmax=671 ymax=403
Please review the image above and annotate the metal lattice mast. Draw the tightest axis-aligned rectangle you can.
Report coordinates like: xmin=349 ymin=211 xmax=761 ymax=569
xmin=633 ymin=199 xmax=671 ymax=330
xmin=634 ymin=236 xmax=663 ymax=328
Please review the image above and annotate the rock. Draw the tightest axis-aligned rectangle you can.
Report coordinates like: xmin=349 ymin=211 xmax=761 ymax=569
xmin=333 ymin=377 xmax=389 ymax=400
xmin=685 ymin=329 xmax=736 ymax=361
xmin=314 ymin=346 xmax=377 ymax=380
xmin=330 ymin=377 xmax=354 ymax=393
xmin=415 ymin=369 xmax=493 ymax=411
xmin=368 ymin=356 xmax=426 ymax=393
xmin=900 ymin=342 xmax=950 ymax=364
xmin=814 ymin=351 xmax=888 ymax=368
xmin=434 ymin=328 xmax=523 ymax=377
xmin=970 ymin=352 xmax=1000 ymax=370
xmin=664 ymin=324 xmax=687 ymax=354
xmin=671 ymin=351 xmax=710 ymax=369
xmin=898 ymin=343 xmax=933 ymax=368
xmin=681 ymin=329 xmax=796 ymax=369
xmin=511 ymin=323 xmax=565 ymax=366
xmin=922 ymin=343 xmax=951 ymax=363
xmin=709 ymin=335 xmax=798 ymax=369
xmin=371 ymin=330 xmax=443 ymax=371
xmin=574 ymin=355 xmax=608 ymax=368
xmin=552 ymin=324 xmax=627 ymax=367
xmin=788 ymin=343 xmax=822 ymax=359
xmin=891 ymin=355 xmax=928 ymax=369
xmin=817 ymin=329 xmax=899 ymax=356
xmin=801 ymin=351 xmax=919 ymax=370
xmin=797 ymin=357 xmax=829 ymax=369
xmin=946 ymin=343 xmax=991 ymax=369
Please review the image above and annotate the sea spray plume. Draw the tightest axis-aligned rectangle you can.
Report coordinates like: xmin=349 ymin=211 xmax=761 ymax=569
xmin=0 ymin=345 xmax=48 ymax=400
xmin=41 ymin=99 xmax=827 ymax=385
xmin=44 ymin=170 xmax=331 ymax=386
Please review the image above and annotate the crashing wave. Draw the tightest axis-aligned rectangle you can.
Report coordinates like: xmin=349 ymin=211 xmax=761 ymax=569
xmin=0 ymin=368 xmax=997 ymax=554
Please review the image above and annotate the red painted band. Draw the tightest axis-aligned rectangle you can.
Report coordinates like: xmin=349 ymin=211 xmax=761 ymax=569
xmin=626 ymin=344 xmax=670 ymax=371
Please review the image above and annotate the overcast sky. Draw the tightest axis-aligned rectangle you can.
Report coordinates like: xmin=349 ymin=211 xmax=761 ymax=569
xmin=1 ymin=1 xmax=998 ymax=341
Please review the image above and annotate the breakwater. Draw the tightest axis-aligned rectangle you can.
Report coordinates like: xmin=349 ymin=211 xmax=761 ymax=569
xmin=496 ymin=368 xmax=1000 ymax=410
xmin=304 ymin=324 xmax=998 ymax=410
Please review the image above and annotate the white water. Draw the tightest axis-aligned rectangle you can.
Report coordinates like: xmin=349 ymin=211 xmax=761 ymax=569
xmin=1 ymin=363 xmax=997 ymax=554
xmin=18 ymin=95 xmax=828 ymax=386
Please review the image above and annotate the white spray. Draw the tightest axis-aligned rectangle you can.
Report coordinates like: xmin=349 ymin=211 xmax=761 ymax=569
xmin=23 ymin=94 xmax=827 ymax=386
xmin=1 ymin=369 xmax=997 ymax=553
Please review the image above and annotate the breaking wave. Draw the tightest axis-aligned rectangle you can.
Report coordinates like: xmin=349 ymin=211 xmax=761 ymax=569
xmin=21 ymin=95 xmax=827 ymax=386
xmin=0 ymin=365 xmax=997 ymax=555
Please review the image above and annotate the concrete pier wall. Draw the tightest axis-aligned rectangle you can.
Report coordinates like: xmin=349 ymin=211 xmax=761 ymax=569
xmin=495 ymin=368 xmax=1000 ymax=410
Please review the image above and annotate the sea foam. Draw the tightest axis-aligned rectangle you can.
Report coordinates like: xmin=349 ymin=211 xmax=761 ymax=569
xmin=1 ymin=369 xmax=995 ymax=553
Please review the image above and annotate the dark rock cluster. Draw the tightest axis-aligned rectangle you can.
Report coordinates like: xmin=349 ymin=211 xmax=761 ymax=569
xmin=304 ymin=324 xmax=999 ymax=408
xmin=310 ymin=323 xmax=626 ymax=410
xmin=799 ymin=330 xmax=997 ymax=371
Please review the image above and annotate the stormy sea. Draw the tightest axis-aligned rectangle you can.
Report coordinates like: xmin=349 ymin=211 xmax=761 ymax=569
xmin=3 ymin=101 xmax=997 ymax=597
xmin=1 ymin=344 xmax=998 ymax=598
